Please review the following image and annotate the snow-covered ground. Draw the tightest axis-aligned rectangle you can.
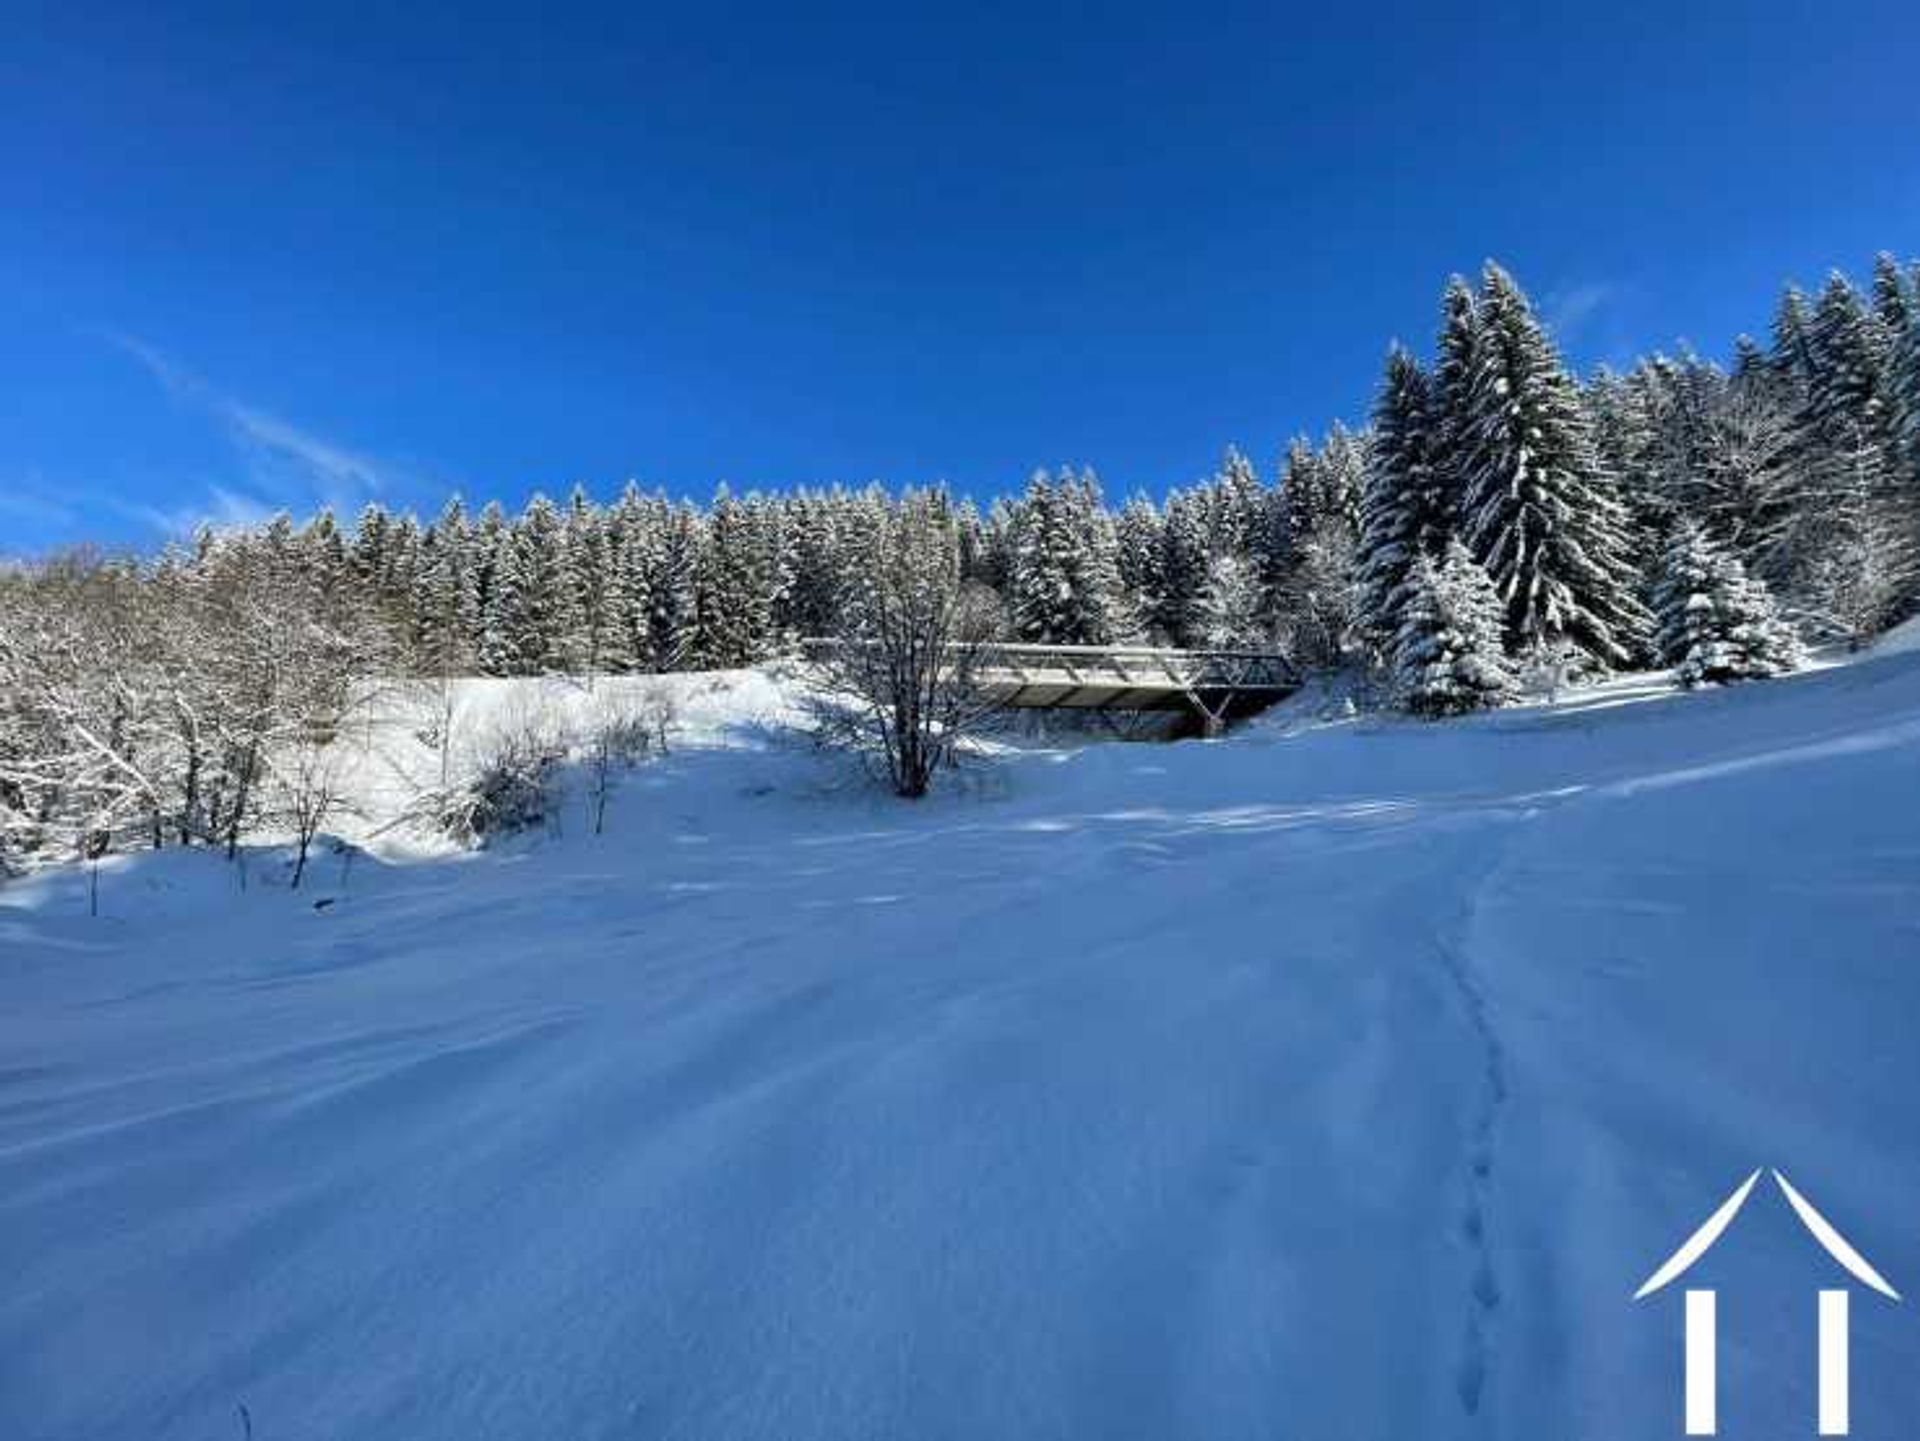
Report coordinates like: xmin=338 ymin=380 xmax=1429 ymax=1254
xmin=4 ymin=652 xmax=1919 ymax=1440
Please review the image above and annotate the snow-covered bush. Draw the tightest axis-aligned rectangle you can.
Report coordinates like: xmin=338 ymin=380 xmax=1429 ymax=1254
xmin=808 ymin=490 xmax=999 ymax=798
xmin=582 ymin=687 xmax=679 ymax=834
xmin=427 ymin=711 xmax=569 ymax=848
xmin=1655 ymin=523 xmax=1803 ymax=687
xmin=1392 ymin=540 xmax=1516 ymax=716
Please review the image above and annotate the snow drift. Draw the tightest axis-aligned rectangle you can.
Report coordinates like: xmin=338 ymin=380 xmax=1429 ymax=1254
xmin=3 ymin=654 xmax=1919 ymax=1440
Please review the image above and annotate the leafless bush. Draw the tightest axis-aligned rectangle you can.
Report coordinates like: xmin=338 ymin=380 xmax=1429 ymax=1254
xmin=806 ymin=491 xmax=1001 ymax=798
xmin=581 ymin=686 xmax=677 ymax=834
xmin=425 ymin=709 xmax=569 ymax=848
xmin=267 ymin=739 xmax=352 ymax=889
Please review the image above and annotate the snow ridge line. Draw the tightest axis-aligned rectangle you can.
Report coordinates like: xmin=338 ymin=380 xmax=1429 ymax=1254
xmin=1435 ymin=857 xmax=1513 ymax=1426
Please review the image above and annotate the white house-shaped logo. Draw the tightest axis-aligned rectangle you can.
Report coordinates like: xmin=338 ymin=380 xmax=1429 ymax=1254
xmin=1636 ymin=1169 xmax=1899 ymax=1436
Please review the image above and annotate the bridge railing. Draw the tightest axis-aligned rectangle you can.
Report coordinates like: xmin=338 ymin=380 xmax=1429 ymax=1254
xmin=797 ymin=638 xmax=1298 ymax=691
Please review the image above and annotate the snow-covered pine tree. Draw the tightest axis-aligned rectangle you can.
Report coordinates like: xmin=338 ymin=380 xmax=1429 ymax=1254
xmin=778 ymin=490 xmax=846 ymax=641
xmin=1771 ymin=284 xmax=1820 ymax=396
xmin=1792 ymin=420 xmax=1915 ymax=645
xmin=1431 ymin=275 xmax=1482 ymax=499
xmin=743 ymin=492 xmax=794 ymax=652
xmin=299 ymin=508 xmax=349 ymax=602
xmin=1114 ymin=495 xmax=1165 ymax=638
xmin=508 ymin=493 xmax=570 ymax=674
xmin=1018 ymin=468 xmax=1128 ymax=644
xmin=1063 ymin=469 xmax=1130 ymax=642
xmin=385 ymin=512 xmax=423 ymax=623
xmin=1206 ymin=447 xmax=1265 ymax=557
xmin=693 ymin=486 xmax=775 ymax=668
xmin=1317 ymin=422 xmax=1367 ymax=538
xmin=1268 ymin=437 xmax=1322 ymax=570
xmin=1872 ymin=252 xmax=1914 ymax=338
xmin=412 ymin=496 xmax=479 ymax=674
xmin=972 ymin=496 xmax=1017 ymax=597
xmin=1358 ymin=345 xmax=1450 ymax=653
xmin=1155 ymin=491 xmax=1211 ymax=647
xmin=1804 ymin=271 xmax=1896 ymax=457
xmin=1199 ymin=553 xmax=1268 ymax=649
xmin=559 ymin=485 xmax=611 ymax=675
xmin=1699 ymin=375 xmax=1801 ymax=585
xmin=1654 ymin=522 xmax=1804 ymax=686
xmin=1584 ymin=364 xmax=1667 ymax=583
xmin=474 ymin=513 xmax=520 ymax=676
xmin=951 ymin=496 xmax=987 ymax=590
xmin=1457 ymin=262 xmax=1651 ymax=669
xmin=1268 ymin=431 xmax=1362 ymax=666
xmin=1895 ymin=297 xmax=1920 ymax=490
xmin=1391 ymin=538 xmax=1515 ymax=716
xmin=604 ymin=483 xmax=656 ymax=672
xmin=645 ymin=501 xmax=701 ymax=672
xmin=350 ymin=502 xmax=391 ymax=595
xmin=1872 ymin=257 xmax=1920 ymax=520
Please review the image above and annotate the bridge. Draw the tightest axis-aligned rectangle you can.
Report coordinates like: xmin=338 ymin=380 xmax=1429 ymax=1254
xmin=802 ymin=639 xmax=1300 ymax=734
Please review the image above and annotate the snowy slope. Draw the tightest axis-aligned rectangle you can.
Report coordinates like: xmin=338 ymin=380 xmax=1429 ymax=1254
xmin=3 ymin=656 xmax=1919 ymax=1440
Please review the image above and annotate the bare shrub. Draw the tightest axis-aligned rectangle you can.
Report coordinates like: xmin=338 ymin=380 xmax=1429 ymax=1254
xmin=268 ymin=739 xmax=352 ymax=889
xmin=581 ymin=686 xmax=677 ymax=834
xmin=425 ymin=707 xmax=569 ymax=848
xmin=806 ymin=491 xmax=1000 ymax=799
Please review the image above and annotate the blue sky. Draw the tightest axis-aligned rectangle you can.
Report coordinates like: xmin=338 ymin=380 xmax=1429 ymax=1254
xmin=4 ymin=2 xmax=1917 ymax=551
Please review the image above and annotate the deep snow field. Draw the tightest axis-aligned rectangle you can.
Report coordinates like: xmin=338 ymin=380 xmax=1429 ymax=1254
xmin=4 ymin=648 xmax=1920 ymax=1440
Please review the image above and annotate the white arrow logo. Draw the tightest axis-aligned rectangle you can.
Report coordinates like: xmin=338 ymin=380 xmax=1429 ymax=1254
xmin=1636 ymin=1169 xmax=1898 ymax=1436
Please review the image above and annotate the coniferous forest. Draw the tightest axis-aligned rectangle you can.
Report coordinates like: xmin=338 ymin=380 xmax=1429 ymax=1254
xmin=4 ymin=255 xmax=1919 ymax=865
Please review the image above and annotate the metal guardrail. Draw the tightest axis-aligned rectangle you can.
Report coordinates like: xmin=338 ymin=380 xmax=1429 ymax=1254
xmin=798 ymin=638 xmax=1299 ymax=720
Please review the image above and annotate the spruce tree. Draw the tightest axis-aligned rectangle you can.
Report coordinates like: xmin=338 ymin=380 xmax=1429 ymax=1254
xmin=1009 ymin=470 xmax=1072 ymax=643
xmin=1155 ymin=492 xmax=1211 ymax=647
xmin=1392 ymin=539 xmax=1515 ymax=716
xmin=1358 ymin=345 xmax=1450 ymax=652
xmin=560 ymin=485 xmax=610 ymax=674
xmin=1199 ymin=553 xmax=1267 ymax=648
xmin=1063 ymin=470 xmax=1129 ymax=643
xmin=300 ymin=508 xmax=349 ymax=603
xmin=694 ymin=487 xmax=775 ymax=668
xmin=413 ymin=496 xmax=478 ymax=674
xmin=1269 ymin=437 xmax=1323 ymax=569
xmin=1771 ymin=285 xmax=1819 ymax=394
xmin=1654 ymin=523 xmax=1803 ymax=685
xmin=1457 ymin=262 xmax=1651 ymax=668
xmin=646 ymin=502 xmax=701 ymax=672
xmin=509 ymin=493 xmax=570 ymax=674
xmin=350 ymin=502 xmax=391 ymax=594
xmin=475 ymin=518 xmax=521 ymax=676
xmin=780 ymin=490 xmax=848 ymax=641
xmin=1207 ymin=447 xmax=1265 ymax=557
xmin=1871 ymin=252 xmax=1913 ymax=336
xmin=1805 ymin=271 xmax=1895 ymax=454
xmin=1431 ymin=276 xmax=1482 ymax=499
xmin=1114 ymin=496 xmax=1165 ymax=637
xmin=605 ymin=483 xmax=656 ymax=672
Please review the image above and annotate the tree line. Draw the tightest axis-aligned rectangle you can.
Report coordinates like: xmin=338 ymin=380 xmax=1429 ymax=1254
xmin=5 ymin=253 xmax=1919 ymax=853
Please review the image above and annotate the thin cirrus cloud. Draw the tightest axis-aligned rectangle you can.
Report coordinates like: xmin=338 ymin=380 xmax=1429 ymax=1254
xmin=1542 ymin=282 xmax=1612 ymax=345
xmin=121 ymin=484 xmax=282 ymax=541
xmin=1539 ymin=279 xmax=1646 ymax=373
xmin=109 ymin=331 xmax=407 ymax=535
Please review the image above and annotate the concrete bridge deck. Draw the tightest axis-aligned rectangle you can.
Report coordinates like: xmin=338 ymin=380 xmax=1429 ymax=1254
xmin=802 ymin=639 xmax=1299 ymax=730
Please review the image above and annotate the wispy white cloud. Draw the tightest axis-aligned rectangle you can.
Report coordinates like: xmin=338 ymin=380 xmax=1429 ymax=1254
xmin=1542 ymin=282 xmax=1612 ymax=344
xmin=0 ymin=470 xmax=79 ymax=528
xmin=116 ymin=485 xmax=280 ymax=540
xmin=109 ymin=332 xmax=403 ymax=534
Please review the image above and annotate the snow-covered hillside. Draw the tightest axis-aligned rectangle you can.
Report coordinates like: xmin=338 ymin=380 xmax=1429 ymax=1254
xmin=4 ymin=654 xmax=1919 ymax=1440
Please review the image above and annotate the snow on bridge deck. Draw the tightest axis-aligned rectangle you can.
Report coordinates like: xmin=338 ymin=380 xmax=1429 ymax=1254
xmin=803 ymin=639 xmax=1300 ymax=726
xmin=968 ymin=642 xmax=1298 ymax=713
